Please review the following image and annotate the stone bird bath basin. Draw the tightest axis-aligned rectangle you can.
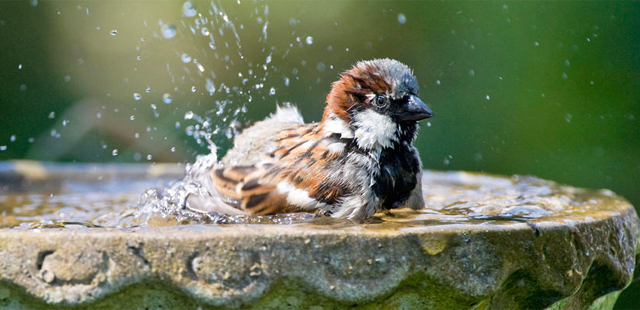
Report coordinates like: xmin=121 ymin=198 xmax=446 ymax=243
xmin=0 ymin=161 xmax=638 ymax=309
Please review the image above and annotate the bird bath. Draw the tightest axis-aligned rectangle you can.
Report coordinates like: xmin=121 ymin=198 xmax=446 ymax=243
xmin=0 ymin=160 xmax=638 ymax=309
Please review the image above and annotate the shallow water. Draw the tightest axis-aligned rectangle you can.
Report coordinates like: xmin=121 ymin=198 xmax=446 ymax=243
xmin=0 ymin=159 xmax=625 ymax=230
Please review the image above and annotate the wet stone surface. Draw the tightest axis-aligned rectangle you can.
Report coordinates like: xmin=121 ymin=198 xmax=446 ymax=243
xmin=0 ymin=161 xmax=638 ymax=309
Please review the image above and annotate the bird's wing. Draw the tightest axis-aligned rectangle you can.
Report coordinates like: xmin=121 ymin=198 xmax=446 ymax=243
xmin=211 ymin=123 xmax=351 ymax=215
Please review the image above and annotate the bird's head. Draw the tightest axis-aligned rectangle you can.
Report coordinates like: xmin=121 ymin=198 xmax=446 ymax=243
xmin=322 ymin=59 xmax=433 ymax=148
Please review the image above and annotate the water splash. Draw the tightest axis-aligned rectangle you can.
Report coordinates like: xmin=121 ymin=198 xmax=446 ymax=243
xmin=182 ymin=1 xmax=197 ymax=18
xmin=397 ymin=13 xmax=407 ymax=24
xmin=136 ymin=0 xmax=320 ymax=158
xmin=161 ymin=24 xmax=177 ymax=39
xmin=136 ymin=152 xmax=219 ymax=224
xmin=2 ymin=165 xmax=626 ymax=229
xmin=162 ymin=93 xmax=173 ymax=104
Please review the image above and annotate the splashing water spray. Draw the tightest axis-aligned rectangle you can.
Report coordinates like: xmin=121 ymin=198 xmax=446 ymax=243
xmin=135 ymin=1 xmax=313 ymax=225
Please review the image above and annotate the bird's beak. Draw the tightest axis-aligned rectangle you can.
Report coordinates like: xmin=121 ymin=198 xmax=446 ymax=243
xmin=397 ymin=95 xmax=433 ymax=121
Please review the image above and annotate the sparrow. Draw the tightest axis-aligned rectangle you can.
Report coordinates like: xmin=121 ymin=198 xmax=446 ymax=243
xmin=188 ymin=58 xmax=433 ymax=220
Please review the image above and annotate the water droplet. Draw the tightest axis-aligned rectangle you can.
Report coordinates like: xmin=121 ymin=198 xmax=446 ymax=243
xmin=134 ymin=133 xmax=140 ymax=139
xmin=469 ymin=69 xmax=475 ymax=76
xmin=201 ymin=27 xmax=210 ymax=36
xmin=9 ymin=135 xmax=16 ymax=142
xmin=181 ymin=53 xmax=192 ymax=63
xmin=162 ymin=93 xmax=173 ymax=104
xmin=565 ymin=113 xmax=573 ymax=123
xmin=183 ymin=1 xmax=197 ymax=17
xmin=64 ymin=75 xmax=71 ymax=82
xmin=397 ymin=13 xmax=407 ymax=24
xmin=112 ymin=149 xmax=119 ymax=156
xmin=110 ymin=29 xmax=118 ymax=36
xmin=305 ymin=36 xmax=313 ymax=45
xmin=170 ymin=147 xmax=176 ymax=153
xmin=19 ymin=84 xmax=27 ymax=91
xmin=443 ymin=158 xmax=450 ymax=165
xmin=269 ymin=87 xmax=276 ymax=95
xmin=436 ymin=80 xmax=441 ymax=85
xmin=284 ymin=77 xmax=290 ymax=87
xmin=48 ymin=111 xmax=55 ymax=119
xmin=206 ymin=78 xmax=215 ymax=95
xmin=96 ymin=112 xmax=102 ymax=119
xmin=426 ymin=122 xmax=432 ymax=127
xmin=191 ymin=86 xmax=197 ymax=93
xmin=564 ymin=59 xmax=571 ymax=67
xmin=130 ymin=115 xmax=136 ymax=121
xmin=62 ymin=120 xmax=69 ymax=126
xmin=589 ymin=80 xmax=594 ymax=85
xmin=316 ymin=62 xmax=325 ymax=72
xmin=485 ymin=95 xmax=490 ymax=100
xmin=146 ymin=154 xmax=153 ymax=160
xmin=18 ymin=64 xmax=22 ymax=70
xmin=0 ymin=146 xmax=6 ymax=151
xmin=28 ymin=138 xmax=34 ymax=143
xmin=145 ymin=86 xmax=151 ymax=93
xmin=133 ymin=93 xmax=142 ymax=100
xmin=30 ymin=0 xmax=37 ymax=7
xmin=161 ymin=24 xmax=177 ymax=39
xmin=184 ymin=111 xmax=194 ymax=120
xmin=196 ymin=62 xmax=205 ymax=72
xmin=562 ymin=72 xmax=568 ymax=80
xmin=534 ymin=41 xmax=539 ymax=47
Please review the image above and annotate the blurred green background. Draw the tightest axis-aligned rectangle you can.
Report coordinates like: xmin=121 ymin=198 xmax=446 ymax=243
xmin=0 ymin=1 xmax=639 ymax=307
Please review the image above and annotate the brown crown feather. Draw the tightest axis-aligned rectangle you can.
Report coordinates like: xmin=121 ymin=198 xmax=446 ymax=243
xmin=322 ymin=63 xmax=392 ymax=123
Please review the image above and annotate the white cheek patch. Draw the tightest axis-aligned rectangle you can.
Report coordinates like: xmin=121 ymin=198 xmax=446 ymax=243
xmin=352 ymin=109 xmax=398 ymax=150
xmin=323 ymin=113 xmax=354 ymax=139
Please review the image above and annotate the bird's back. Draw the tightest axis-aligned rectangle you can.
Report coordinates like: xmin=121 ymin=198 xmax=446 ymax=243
xmin=221 ymin=105 xmax=305 ymax=167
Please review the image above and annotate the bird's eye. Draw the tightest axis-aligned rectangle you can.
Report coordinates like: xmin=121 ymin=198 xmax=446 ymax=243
xmin=374 ymin=96 xmax=387 ymax=108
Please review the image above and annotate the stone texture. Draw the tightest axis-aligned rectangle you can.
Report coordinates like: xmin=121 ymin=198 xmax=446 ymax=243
xmin=0 ymin=207 xmax=637 ymax=309
xmin=0 ymin=163 xmax=638 ymax=309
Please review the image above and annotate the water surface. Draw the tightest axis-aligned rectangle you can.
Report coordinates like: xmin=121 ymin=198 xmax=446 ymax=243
xmin=0 ymin=160 xmax=626 ymax=230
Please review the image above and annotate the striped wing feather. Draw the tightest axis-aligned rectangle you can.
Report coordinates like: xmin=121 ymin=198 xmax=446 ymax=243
xmin=211 ymin=123 xmax=350 ymax=215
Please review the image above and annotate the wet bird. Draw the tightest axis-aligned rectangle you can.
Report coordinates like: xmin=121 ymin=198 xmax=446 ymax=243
xmin=191 ymin=59 xmax=433 ymax=220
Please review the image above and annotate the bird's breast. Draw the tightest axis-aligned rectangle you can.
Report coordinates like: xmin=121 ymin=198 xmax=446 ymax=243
xmin=371 ymin=145 xmax=421 ymax=209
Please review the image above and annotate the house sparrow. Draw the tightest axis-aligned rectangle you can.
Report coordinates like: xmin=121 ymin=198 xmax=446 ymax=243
xmin=189 ymin=58 xmax=433 ymax=220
